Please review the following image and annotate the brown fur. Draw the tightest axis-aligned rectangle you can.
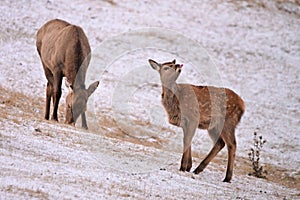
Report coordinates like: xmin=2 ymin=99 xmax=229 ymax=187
xmin=36 ymin=19 xmax=99 ymax=129
xmin=149 ymin=59 xmax=245 ymax=182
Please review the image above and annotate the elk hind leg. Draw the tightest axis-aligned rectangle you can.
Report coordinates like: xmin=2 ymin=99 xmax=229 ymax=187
xmin=51 ymin=73 xmax=62 ymax=121
xmin=222 ymin=128 xmax=236 ymax=183
xmin=193 ymin=127 xmax=225 ymax=174
xmin=45 ymin=82 xmax=53 ymax=120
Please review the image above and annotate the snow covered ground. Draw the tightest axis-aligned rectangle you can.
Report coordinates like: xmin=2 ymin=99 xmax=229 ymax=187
xmin=0 ymin=0 xmax=299 ymax=199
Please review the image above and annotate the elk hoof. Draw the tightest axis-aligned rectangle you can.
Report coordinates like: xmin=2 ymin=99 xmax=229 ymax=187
xmin=82 ymin=126 xmax=88 ymax=130
xmin=187 ymin=163 xmax=192 ymax=172
xmin=222 ymin=178 xmax=231 ymax=183
xmin=186 ymin=166 xmax=192 ymax=172
xmin=51 ymin=118 xmax=58 ymax=122
xmin=193 ymin=167 xmax=203 ymax=174
xmin=179 ymin=166 xmax=187 ymax=172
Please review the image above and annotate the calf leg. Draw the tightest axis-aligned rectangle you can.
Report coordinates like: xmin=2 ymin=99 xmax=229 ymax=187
xmin=180 ymin=120 xmax=197 ymax=172
xmin=221 ymin=129 xmax=236 ymax=183
xmin=188 ymin=145 xmax=192 ymax=171
xmin=180 ymin=145 xmax=192 ymax=172
xmin=193 ymin=127 xmax=225 ymax=174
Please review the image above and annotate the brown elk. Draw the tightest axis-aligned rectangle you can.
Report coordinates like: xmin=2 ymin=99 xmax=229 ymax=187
xmin=36 ymin=19 xmax=99 ymax=129
xmin=149 ymin=59 xmax=245 ymax=182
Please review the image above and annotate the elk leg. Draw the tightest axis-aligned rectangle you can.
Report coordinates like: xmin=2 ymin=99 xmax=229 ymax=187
xmin=45 ymin=82 xmax=53 ymax=120
xmin=44 ymin=67 xmax=54 ymax=120
xmin=222 ymin=130 xmax=236 ymax=183
xmin=51 ymin=73 xmax=62 ymax=121
xmin=187 ymin=145 xmax=192 ymax=171
xmin=81 ymin=112 xmax=88 ymax=129
xmin=193 ymin=127 xmax=225 ymax=174
xmin=180 ymin=148 xmax=189 ymax=172
xmin=180 ymin=120 xmax=196 ymax=172
xmin=180 ymin=145 xmax=192 ymax=172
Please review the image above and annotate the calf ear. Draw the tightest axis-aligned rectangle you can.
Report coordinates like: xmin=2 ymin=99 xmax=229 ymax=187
xmin=172 ymin=59 xmax=176 ymax=64
xmin=87 ymin=81 xmax=99 ymax=97
xmin=148 ymin=59 xmax=161 ymax=71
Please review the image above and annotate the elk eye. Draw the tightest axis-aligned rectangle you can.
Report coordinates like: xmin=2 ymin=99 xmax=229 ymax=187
xmin=163 ymin=67 xmax=169 ymax=71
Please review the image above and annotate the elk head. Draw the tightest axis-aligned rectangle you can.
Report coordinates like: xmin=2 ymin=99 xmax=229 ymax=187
xmin=149 ymin=59 xmax=183 ymax=87
xmin=65 ymin=80 xmax=99 ymax=125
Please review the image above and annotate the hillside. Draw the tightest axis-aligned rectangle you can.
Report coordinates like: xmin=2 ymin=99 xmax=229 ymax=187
xmin=0 ymin=0 xmax=299 ymax=199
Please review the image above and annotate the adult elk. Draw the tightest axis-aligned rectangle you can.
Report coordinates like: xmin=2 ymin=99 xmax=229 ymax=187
xmin=36 ymin=19 xmax=99 ymax=129
xmin=149 ymin=59 xmax=245 ymax=182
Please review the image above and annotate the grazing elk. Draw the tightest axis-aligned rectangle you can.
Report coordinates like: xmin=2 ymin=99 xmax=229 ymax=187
xmin=36 ymin=19 xmax=99 ymax=129
xmin=149 ymin=59 xmax=245 ymax=182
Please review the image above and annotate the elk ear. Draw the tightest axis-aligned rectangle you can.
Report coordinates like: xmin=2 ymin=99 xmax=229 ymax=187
xmin=87 ymin=81 xmax=99 ymax=97
xmin=172 ymin=59 xmax=176 ymax=64
xmin=148 ymin=59 xmax=161 ymax=71
xmin=65 ymin=80 xmax=73 ymax=92
xmin=65 ymin=79 xmax=73 ymax=89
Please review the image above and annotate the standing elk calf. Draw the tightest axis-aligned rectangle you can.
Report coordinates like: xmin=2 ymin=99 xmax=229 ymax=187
xmin=36 ymin=19 xmax=99 ymax=129
xmin=149 ymin=59 xmax=245 ymax=182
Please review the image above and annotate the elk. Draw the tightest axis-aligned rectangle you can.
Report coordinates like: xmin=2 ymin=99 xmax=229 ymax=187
xmin=36 ymin=19 xmax=99 ymax=129
xmin=149 ymin=59 xmax=245 ymax=182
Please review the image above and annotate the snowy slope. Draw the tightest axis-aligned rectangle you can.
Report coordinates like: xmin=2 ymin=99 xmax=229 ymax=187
xmin=0 ymin=0 xmax=299 ymax=199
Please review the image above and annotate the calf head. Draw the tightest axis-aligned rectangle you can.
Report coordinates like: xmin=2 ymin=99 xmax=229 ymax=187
xmin=149 ymin=59 xmax=183 ymax=87
xmin=65 ymin=81 xmax=99 ymax=125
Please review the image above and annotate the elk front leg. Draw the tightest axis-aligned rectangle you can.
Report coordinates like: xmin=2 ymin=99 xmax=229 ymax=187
xmin=180 ymin=145 xmax=193 ymax=172
xmin=51 ymin=73 xmax=62 ymax=121
xmin=44 ymin=67 xmax=54 ymax=120
xmin=180 ymin=119 xmax=197 ymax=172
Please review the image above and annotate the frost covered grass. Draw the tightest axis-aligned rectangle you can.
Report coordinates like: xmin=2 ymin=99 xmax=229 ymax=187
xmin=0 ymin=0 xmax=299 ymax=199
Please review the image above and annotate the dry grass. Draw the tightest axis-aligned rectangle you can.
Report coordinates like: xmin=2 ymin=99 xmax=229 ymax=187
xmin=4 ymin=185 xmax=49 ymax=199
xmin=102 ymin=0 xmax=117 ymax=6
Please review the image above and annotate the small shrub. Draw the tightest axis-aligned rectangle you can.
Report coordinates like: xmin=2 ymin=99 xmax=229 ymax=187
xmin=248 ymin=131 xmax=267 ymax=178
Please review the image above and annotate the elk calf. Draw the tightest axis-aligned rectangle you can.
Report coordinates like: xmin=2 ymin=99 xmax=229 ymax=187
xmin=149 ymin=59 xmax=245 ymax=182
xmin=36 ymin=19 xmax=99 ymax=129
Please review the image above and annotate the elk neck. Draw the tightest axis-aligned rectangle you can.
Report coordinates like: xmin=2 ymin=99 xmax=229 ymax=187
xmin=161 ymin=82 xmax=179 ymax=100
xmin=71 ymin=71 xmax=86 ymax=91
xmin=73 ymin=81 xmax=86 ymax=91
